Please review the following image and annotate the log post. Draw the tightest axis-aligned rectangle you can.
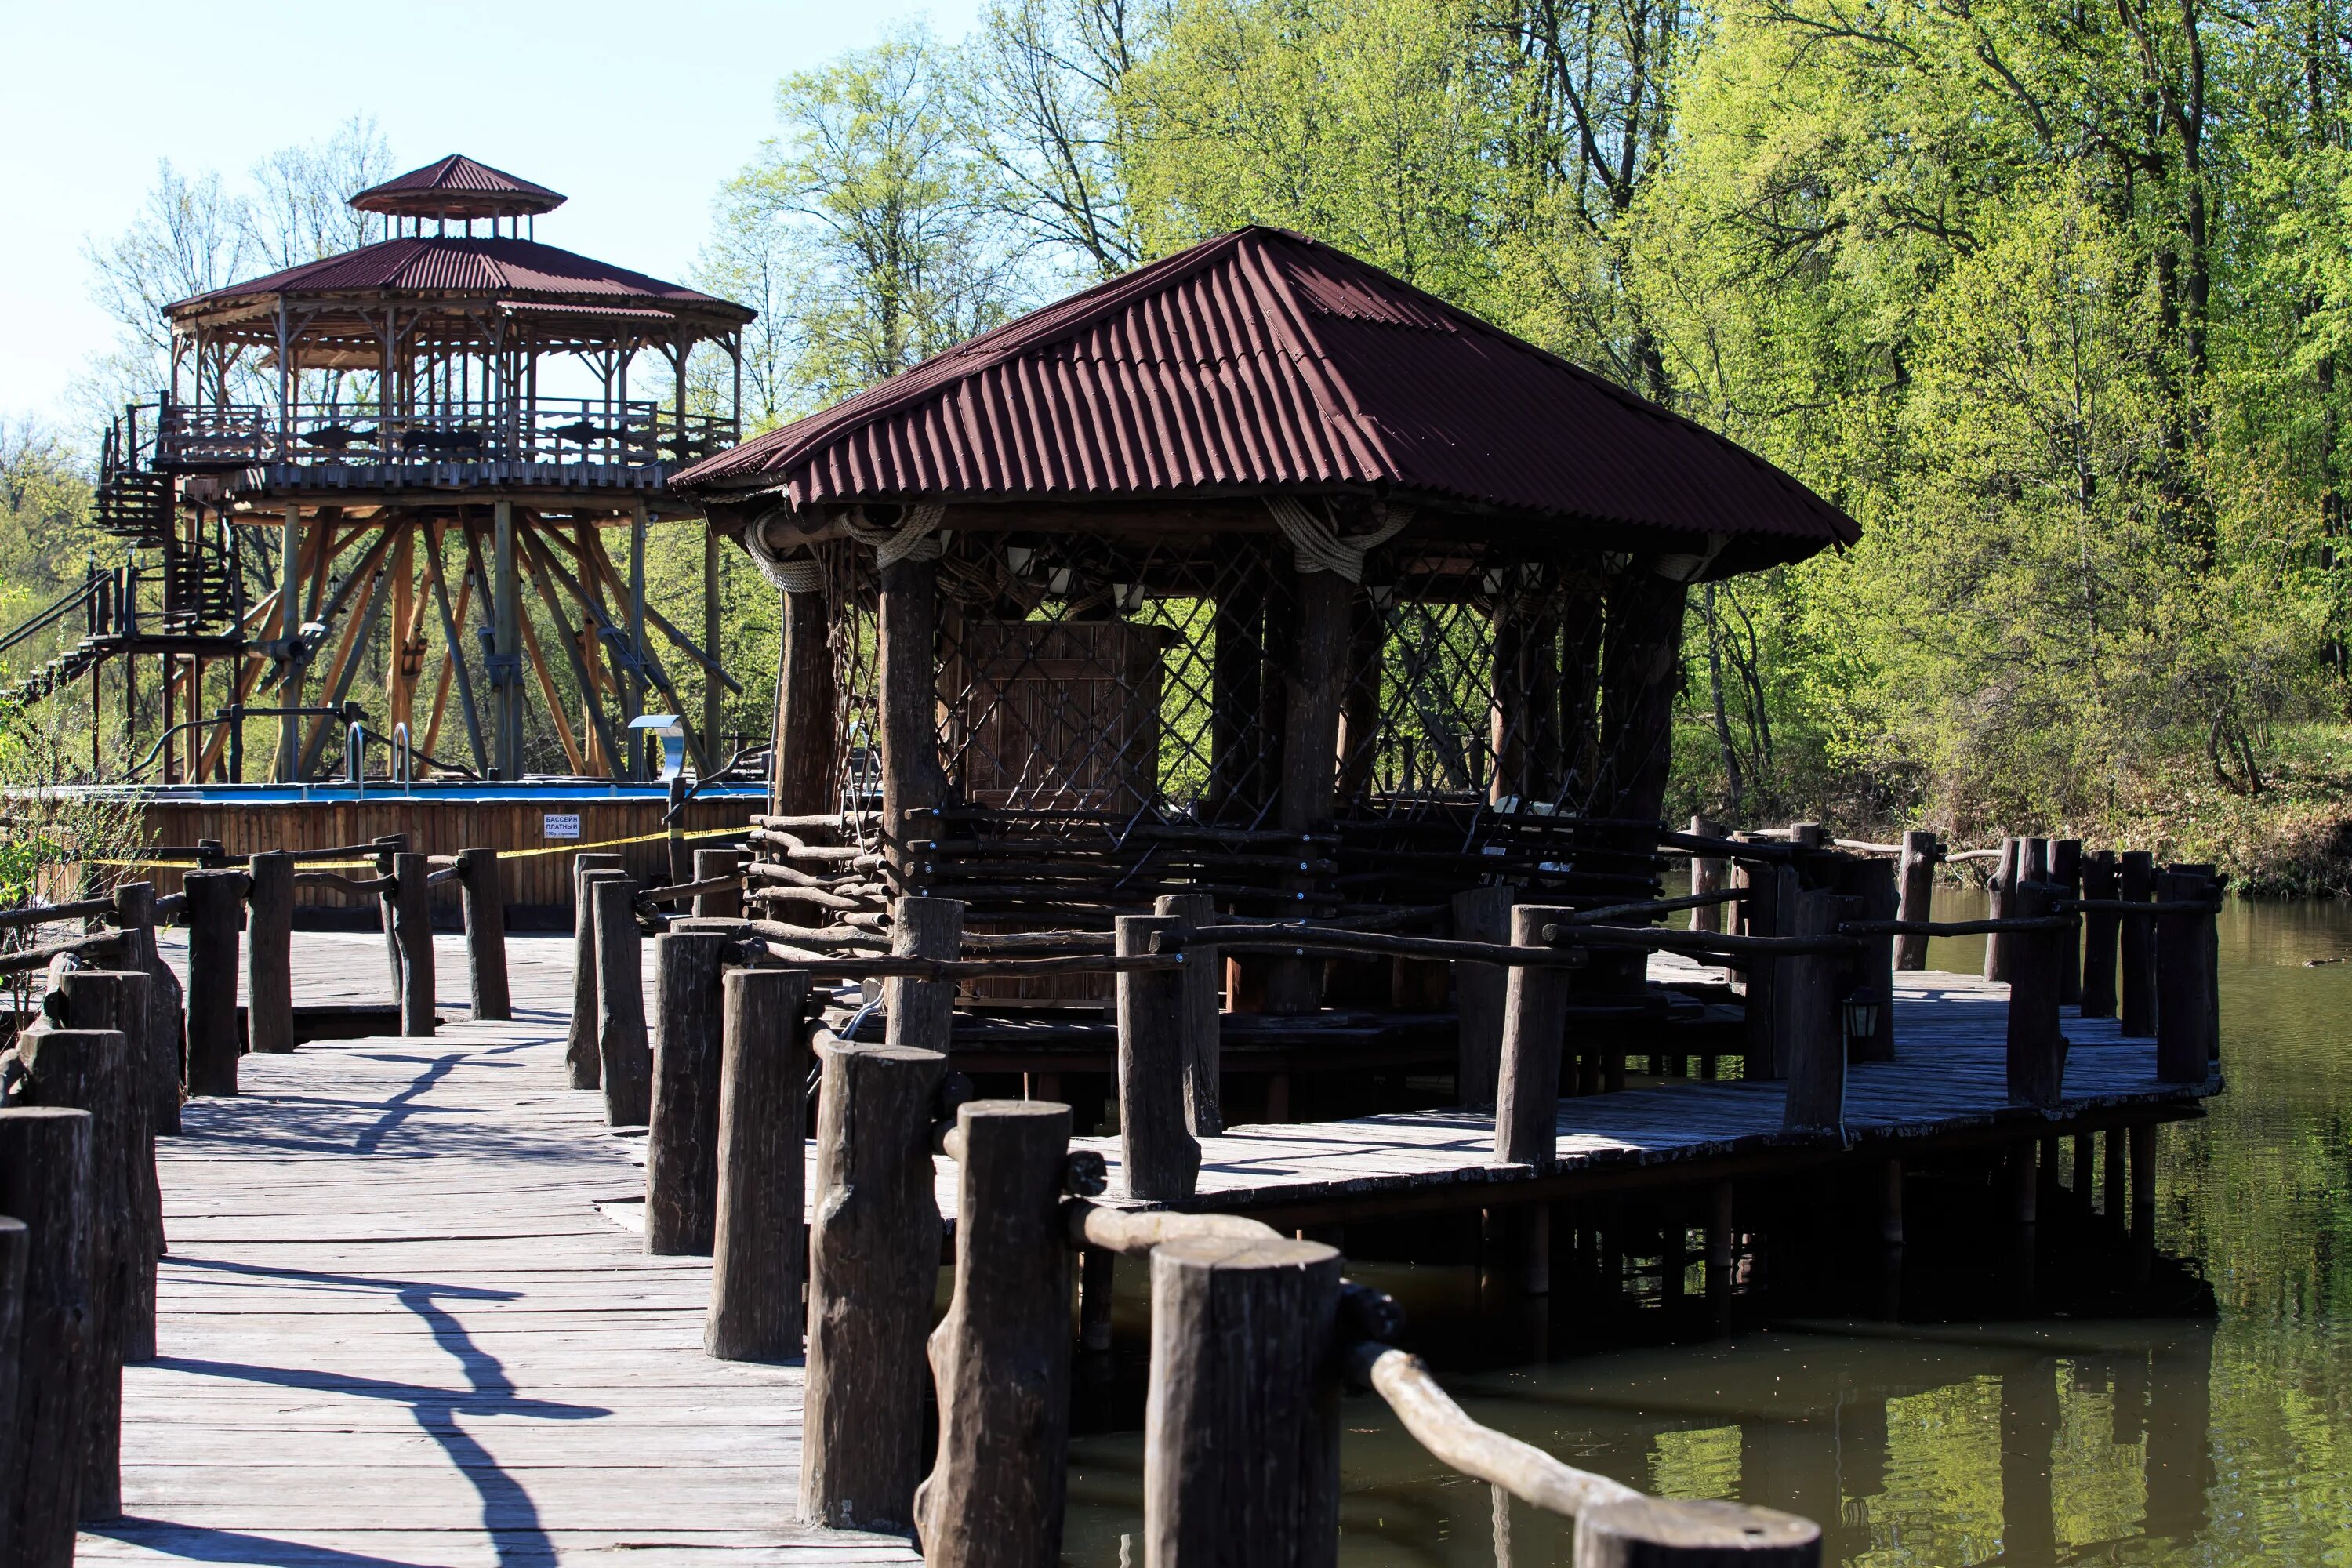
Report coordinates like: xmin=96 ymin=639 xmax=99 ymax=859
xmin=593 ymin=877 xmax=652 ymax=1126
xmin=457 ymin=848 xmax=512 ymax=1022
xmin=1142 ymin=1234 xmax=1342 ymax=1568
xmin=391 ymin=851 xmax=436 ymax=1038
xmin=567 ymin=853 xmax=627 ymax=1087
xmin=1894 ymin=830 xmax=1937 ymax=971
xmin=9 ymin=1029 xmax=131 ymax=1521
xmin=372 ymin=834 xmax=407 ymax=1000
xmin=244 ymin=849 xmax=295 ymax=1054
xmin=2118 ymin=851 xmax=2157 ymax=1037
xmin=706 ymin=966 xmax=809 ymax=1361
xmin=801 ymin=1040 xmax=947 ymax=1530
xmin=1155 ymin=893 xmax=1221 ymax=1135
xmin=1704 ymin=1180 xmax=1735 ymax=1337
xmin=1575 ymin=1497 xmax=1821 ymax=1566
xmin=2005 ymin=881 xmax=2067 ymax=1107
xmin=1451 ymin=884 xmax=1513 ymax=1111
xmin=1738 ymin=861 xmax=1796 ymax=1080
xmin=0 ymin=1218 xmax=21 ymax=1553
xmin=1687 ymin=816 xmax=1726 ymax=935
xmin=111 ymin=881 xmax=182 ymax=1136
xmin=45 ymin=970 xmax=158 ymax=1365
xmin=1265 ymin=568 xmax=1348 ymax=1014
xmin=1984 ymin=837 xmax=2020 ymax=982
xmin=914 ymin=1100 xmax=1075 ymax=1568
xmin=1117 ymin=915 xmax=1200 ymax=1201
xmin=1493 ymin=906 xmax=1574 ymax=1171
xmin=1848 ymin=859 xmax=1897 ymax=1062
xmin=693 ymin=847 xmax=745 ymax=920
xmin=182 ymin=868 xmax=249 ymax=1098
xmin=0 ymin=1105 xmax=93 ymax=1559
xmin=1778 ymin=889 xmax=1846 ymax=1132
xmin=885 ymin=895 xmax=964 ymax=1051
xmin=2080 ymin=850 xmax=2119 ymax=1021
xmin=771 ymin=571 xmax=837 ymax=818
xmin=2155 ymin=868 xmax=2218 ymax=1084
xmin=666 ymin=772 xmax=693 ymax=887
xmin=2053 ymin=840 xmax=2083 ymax=1004
xmin=646 ymin=931 xmax=730 ymax=1254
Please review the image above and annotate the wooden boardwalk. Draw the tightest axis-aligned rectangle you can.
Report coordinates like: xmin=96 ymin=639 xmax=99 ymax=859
xmin=90 ymin=931 xmax=920 ymax=1568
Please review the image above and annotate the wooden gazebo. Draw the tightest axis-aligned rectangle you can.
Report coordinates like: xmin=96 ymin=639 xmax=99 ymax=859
xmin=677 ymin=227 xmax=1853 ymax=1058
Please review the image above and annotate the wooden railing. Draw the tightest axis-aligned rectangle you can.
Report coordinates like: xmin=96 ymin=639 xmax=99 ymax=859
xmin=143 ymin=396 xmax=738 ymax=471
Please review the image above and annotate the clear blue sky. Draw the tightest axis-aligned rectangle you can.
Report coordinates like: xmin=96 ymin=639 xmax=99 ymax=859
xmin=0 ymin=0 xmax=983 ymax=431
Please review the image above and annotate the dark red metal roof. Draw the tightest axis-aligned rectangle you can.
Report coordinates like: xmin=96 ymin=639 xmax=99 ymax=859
xmin=350 ymin=154 xmax=565 ymax=218
xmin=167 ymin=237 xmax=753 ymax=325
xmin=675 ymin=227 xmax=1857 ymax=557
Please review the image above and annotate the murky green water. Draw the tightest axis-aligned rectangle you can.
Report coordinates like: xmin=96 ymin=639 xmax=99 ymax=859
xmin=1062 ymin=893 xmax=2352 ymax=1566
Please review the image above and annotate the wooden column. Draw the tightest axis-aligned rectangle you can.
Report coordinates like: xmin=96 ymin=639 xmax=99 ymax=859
xmin=646 ymin=931 xmax=729 ymax=1254
xmin=111 ymin=881 xmax=182 ymax=1135
xmin=1777 ymin=889 xmax=1845 ymax=1131
xmin=2053 ymin=840 xmax=2083 ymax=1004
xmin=2155 ymin=868 xmax=2218 ymax=1083
xmin=2005 ymin=880 xmax=2067 ymax=1106
xmin=494 ymin=499 xmax=521 ymax=778
xmin=1594 ymin=568 xmax=1689 ymax=822
xmin=391 ymin=851 xmax=436 ymax=1038
xmin=1845 ymin=858 xmax=1898 ymax=1062
xmin=183 ymin=868 xmax=248 ymax=1097
xmin=458 ymin=848 xmax=512 ymax=1022
xmin=771 ymin=579 xmax=837 ymax=816
xmin=707 ymin=967 xmax=810 ymax=1362
xmin=11 ymin=1029 xmax=131 ymax=1521
xmin=1984 ymin=837 xmax=2020 ymax=982
xmin=1267 ymin=569 xmax=1348 ymax=1013
xmin=877 ymin=555 xmax=943 ymax=884
xmin=1688 ymin=816 xmax=1727 ymax=935
xmin=1143 ymin=1235 xmax=1342 ymax=1568
xmin=567 ymin=855 xmax=627 ymax=1087
xmin=1451 ymin=884 xmax=1513 ymax=1110
xmin=1559 ymin=573 xmax=1602 ymax=797
xmin=278 ymin=503 xmax=302 ymax=780
xmin=1494 ymin=906 xmax=1573 ymax=1171
xmin=2081 ymin=850 xmax=2119 ymax=1020
xmin=0 ymin=1105 xmax=93 ymax=1559
xmin=1894 ymin=830 xmax=1937 ymax=971
xmin=0 ymin=1218 xmax=21 ymax=1553
xmin=594 ymin=877 xmax=652 ymax=1125
xmin=1739 ymin=862 xmax=1797 ymax=1080
xmin=1116 ymin=915 xmax=1200 ymax=1201
xmin=2118 ymin=851 xmax=2157 ymax=1036
xmin=803 ymin=1040 xmax=946 ymax=1530
xmin=693 ymin=848 xmax=744 ymax=920
xmin=245 ymin=850 xmax=295 ymax=1054
xmin=46 ymin=970 xmax=159 ymax=1364
xmin=1154 ymin=894 xmax=1222 ymax=1136
xmin=914 ymin=1100 xmax=1075 ymax=1568
xmin=884 ymin=895 xmax=964 ymax=1051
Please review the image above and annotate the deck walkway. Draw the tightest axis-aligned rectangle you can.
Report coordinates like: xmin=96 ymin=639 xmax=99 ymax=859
xmin=87 ymin=931 xmax=919 ymax=1568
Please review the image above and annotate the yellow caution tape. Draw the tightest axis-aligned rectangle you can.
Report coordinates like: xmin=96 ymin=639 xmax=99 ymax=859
xmin=87 ymin=822 xmax=755 ymax=870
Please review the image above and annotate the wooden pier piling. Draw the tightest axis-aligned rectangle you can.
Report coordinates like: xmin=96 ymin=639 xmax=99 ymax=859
xmin=244 ymin=849 xmax=295 ymax=1054
xmin=706 ymin=966 xmax=809 ymax=1361
xmin=2005 ymin=881 xmax=2067 ymax=1106
xmin=44 ymin=969 xmax=159 ymax=1363
xmin=567 ymin=853 xmax=627 ymax=1087
xmin=0 ymin=1105 xmax=93 ymax=1561
xmin=646 ymin=931 xmax=729 ymax=1253
xmin=1118 ymin=914 xmax=1200 ymax=1201
xmin=391 ymin=851 xmax=436 ymax=1037
xmin=0 ymin=1218 xmax=21 ymax=1555
xmin=1495 ymin=906 xmax=1573 ymax=1171
xmin=2118 ymin=851 xmax=2157 ymax=1036
xmin=1452 ymin=884 xmax=1514 ymax=1110
xmin=1156 ymin=892 xmax=1222 ymax=1134
xmin=1778 ymin=890 xmax=1845 ymax=1131
xmin=457 ymin=847 xmax=512 ymax=1022
xmin=2155 ymin=867 xmax=2220 ymax=1083
xmin=886 ymin=895 xmax=964 ymax=1050
xmin=1894 ymin=830 xmax=1936 ymax=970
xmin=1984 ymin=837 xmax=2019 ymax=982
xmin=2053 ymin=840 xmax=2083 ymax=1004
xmin=110 ymin=881 xmax=181 ymax=1136
xmin=1688 ymin=817 xmax=1727 ymax=936
xmin=692 ymin=847 xmax=744 ymax=919
xmin=2081 ymin=849 xmax=2119 ymax=1020
xmin=593 ymin=876 xmax=651 ymax=1125
xmin=181 ymin=868 xmax=248 ymax=1097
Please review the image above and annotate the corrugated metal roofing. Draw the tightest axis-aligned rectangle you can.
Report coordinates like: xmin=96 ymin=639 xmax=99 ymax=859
xmin=168 ymin=238 xmax=753 ymax=324
xmin=676 ymin=227 xmax=1856 ymax=553
xmin=350 ymin=154 xmax=566 ymax=216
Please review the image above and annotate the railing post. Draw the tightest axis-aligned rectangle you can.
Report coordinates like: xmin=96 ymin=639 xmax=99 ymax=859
xmin=802 ymin=1040 xmax=946 ymax=1530
xmin=593 ymin=877 xmax=651 ymax=1125
xmin=914 ymin=1100 xmax=1075 ymax=1568
xmin=111 ymin=882 xmax=182 ymax=1134
xmin=2053 ymin=840 xmax=2083 ymax=1005
xmin=1117 ymin=915 xmax=1200 ymax=1201
xmin=2155 ymin=866 xmax=2218 ymax=1083
xmin=45 ymin=970 xmax=159 ymax=1365
xmin=2005 ymin=881 xmax=2067 ymax=1106
xmin=183 ymin=868 xmax=249 ymax=1096
xmin=457 ymin=848 xmax=511 ymax=1022
xmin=666 ymin=773 xmax=692 ymax=886
xmin=9 ymin=1029 xmax=132 ymax=1522
xmin=647 ymin=931 xmax=730 ymax=1254
xmin=244 ymin=850 xmax=295 ymax=1054
xmin=1737 ymin=861 xmax=1795 ymax=1079
xmin=1687 ymin=815 xmax=1726 ymax=935
xmin=0 ymin=1218 xmax=22 ymax=1553
xmin=371 ymin=834 xmax=407 ymax=1000
xmin=567 ymin=852 xmax=627 ymax=1087
xmin=1893 ymin=830 xmax=1937 ymax=971
xmin=1848 ymin=858 xmax=1897 ymax=1062
xmin=1575 ymin=1497 xmax=1821 ymax=1566
xmin=2118 ymin=851 xmax=2157 ymax=1037
xmin=391 ymin=852 xmax=435 ymax=1038
xmin=1778 ymin=889 xmax=1845 ymax=1131
xmin=707 ymin=966 xmax=810 ymax=1362
xmin=2080 ymin=850 xmax=2119 ymax=1021
xmin=1143 ymin=1234 xmax=1343 ymax=1568
xmin=1984 ymin=837 xmax=2020 ymax=982
xmin=886 ymin=895 xmax=964 ymax=1050
xmin=1155 ymin=892 xmax=1221 ymax=1135
xmin=1493 ymin=906 xmax=1573 ymax=1170
xmin=1450 ymin=884 xmax=1513 ymax=1111
xmin=692 ymin=847 xmax=744 ymax=920
xmin=0 ymin=1104 xmax=93 ymax=1560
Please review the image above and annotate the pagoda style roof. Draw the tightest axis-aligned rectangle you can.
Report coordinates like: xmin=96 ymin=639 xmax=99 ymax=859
xmin=350 ymin=154 xmax=565 ymax=220
xmin=165 ymin=237 xmax=755 ymax=347
xmin=676 ymin=227 xmax=1857 ymax=571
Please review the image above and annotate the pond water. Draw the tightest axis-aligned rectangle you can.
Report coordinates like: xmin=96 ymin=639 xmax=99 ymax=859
xmin=1060 ymin=891 xmax=2352 ymax=1566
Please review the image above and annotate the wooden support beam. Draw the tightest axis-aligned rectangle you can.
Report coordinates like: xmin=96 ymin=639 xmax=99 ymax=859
xmin=708 ymin=966 xmax=810 ymax=1362
xmin=517 ymin=525 xmax=626 ymax=775
xmin=772 ymin=575 xmax=834 ymax=815
xmin=516 ymin=586 xmax=588 ymax=776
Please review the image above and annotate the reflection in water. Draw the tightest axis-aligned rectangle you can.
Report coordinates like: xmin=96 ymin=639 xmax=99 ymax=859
xmin=1065 ymin=892 xmax=2352 ymax=1566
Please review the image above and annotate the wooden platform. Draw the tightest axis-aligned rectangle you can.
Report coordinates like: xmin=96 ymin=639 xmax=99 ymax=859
xmin=97 ymin=931 xmax=918 ymax=1568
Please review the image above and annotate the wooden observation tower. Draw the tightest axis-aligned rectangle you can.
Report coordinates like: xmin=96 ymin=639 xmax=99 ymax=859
xmin=53 ymin=154 xmax=756 ymax=783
